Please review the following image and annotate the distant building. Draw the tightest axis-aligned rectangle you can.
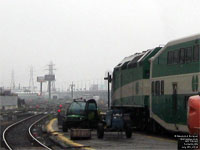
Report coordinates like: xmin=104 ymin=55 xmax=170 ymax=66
xmin=89 ymin=84 xmax=98 ymax=91
xmin=0 ymin=89 xmax=18 ymax=110
xmin=15 ymin=92 xmax=38 ymax=100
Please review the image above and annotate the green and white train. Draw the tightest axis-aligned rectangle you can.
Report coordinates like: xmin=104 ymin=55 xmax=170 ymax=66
xmin=111 ymin=34 xmax=200 ymax=133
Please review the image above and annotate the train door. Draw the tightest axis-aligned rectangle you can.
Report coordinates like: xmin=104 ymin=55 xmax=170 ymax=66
xmin=172 ymin=83 xmax=179 ymax=130
xmin=172 ymin=83 xmax=178 ymax=114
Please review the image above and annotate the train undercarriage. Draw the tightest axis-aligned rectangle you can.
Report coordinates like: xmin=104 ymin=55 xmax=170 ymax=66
xmin=113 ymin=106 xmax=167 ymax=134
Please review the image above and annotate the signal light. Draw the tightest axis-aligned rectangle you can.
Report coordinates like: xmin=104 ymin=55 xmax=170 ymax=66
xmin=59 ymin=104 xmax=62 ymax=108
xmin=57 ymin=109 xmax=61 ymax=113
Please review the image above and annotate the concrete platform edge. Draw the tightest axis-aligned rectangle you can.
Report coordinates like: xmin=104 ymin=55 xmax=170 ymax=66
xmin=46 ymin=118 xmax=94 ymax=150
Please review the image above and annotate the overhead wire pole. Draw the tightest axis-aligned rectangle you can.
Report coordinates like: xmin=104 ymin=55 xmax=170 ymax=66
xmin=40 ymin=81 xmax=43 ymax=95
xmin=104 ymin=72 xmax=112 ymax=109
xmin=45 ymin=61 xmax=56 ymax=100
xmin=37 ymin=76 xmax=45 ymax=96
xmin=29 ymin=66 xmax=35 ymax=92
xmin=48 ymin=80 xmax=51 ymax=99
xmin=48 ymin=62 xmax=56 ymax=91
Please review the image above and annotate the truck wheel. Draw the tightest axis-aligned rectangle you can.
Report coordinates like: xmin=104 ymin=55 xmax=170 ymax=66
xmin=97 ymin=123 xmax=104 ymax=139
xmin=125 ymin=126 xmax=132 ymax=138
xmin=62 ymin=122 xmax=68 ymax=132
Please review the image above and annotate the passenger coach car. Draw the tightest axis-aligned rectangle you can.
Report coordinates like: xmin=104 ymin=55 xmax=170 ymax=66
xmin=111 ymin=34 xmax=200 ymax=133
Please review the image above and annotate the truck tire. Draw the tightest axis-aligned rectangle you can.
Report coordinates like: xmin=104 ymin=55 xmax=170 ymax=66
xmin=62 ymin=121 xmax=68 ymax=132
xmin=125 ymin=125 xmax=132 ymax=138
xmin=97 ymin=123 xmax=104 ymax=139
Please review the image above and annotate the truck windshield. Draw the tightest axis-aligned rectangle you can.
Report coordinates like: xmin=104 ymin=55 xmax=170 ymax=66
xmin=68 ymin=102 xmax=86 ymax=115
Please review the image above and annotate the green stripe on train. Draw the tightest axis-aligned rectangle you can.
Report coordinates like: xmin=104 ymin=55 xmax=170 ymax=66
xmin=112 ymin=95 xmax=149 ymax=108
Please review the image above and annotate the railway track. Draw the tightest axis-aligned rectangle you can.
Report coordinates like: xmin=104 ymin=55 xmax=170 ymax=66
xmin=3 ymin=114 xmax=52 ymax=150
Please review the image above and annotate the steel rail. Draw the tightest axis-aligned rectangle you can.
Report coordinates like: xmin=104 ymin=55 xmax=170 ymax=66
xmin=28 ymin=115 xmax=52 ymax=150
xmin=2 ymin=114 xmax=52 ymax=150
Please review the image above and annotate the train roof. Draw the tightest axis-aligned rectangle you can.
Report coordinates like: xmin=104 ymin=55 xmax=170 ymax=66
xmin=114 ymin=47 xmax=161 ymax=70
xmin=137 ymin=49 xmax=153 ymax=63
xmin=127 ymin=52 xmax=145 ymax=67
xmin=114 ymin=53 xmax=140 ymax=69
xmin=150 ymin=33 xmax=200 ymax=62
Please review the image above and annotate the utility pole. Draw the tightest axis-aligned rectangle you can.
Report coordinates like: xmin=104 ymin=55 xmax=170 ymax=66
xmin=70 ymin=82 xmax=75 ymax=99
xmin=48 ymin=80 xmax=51 ymax=98
xmin=37 ymin=76 xmax=45 ymax=96
xmin=47 ymin=62 xmax=56 ymax=91
xmin=104 ymin=72 xmax=112 ymax=109
xmin=40 ymin=82 xmax=43 ymax=95
xmin=29 ymin=66 xmax=35 ymax=92
xmin=45 ymin=61 xmax=56 ymax=100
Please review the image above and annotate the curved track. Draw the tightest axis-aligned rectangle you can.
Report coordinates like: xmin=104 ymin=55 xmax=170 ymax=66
xmin=3 ymin=114 xmax=52 ymax=150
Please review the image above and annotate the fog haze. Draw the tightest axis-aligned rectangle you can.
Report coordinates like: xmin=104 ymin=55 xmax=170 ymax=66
xmin=1 ymin=0 xmax=200 ymax=89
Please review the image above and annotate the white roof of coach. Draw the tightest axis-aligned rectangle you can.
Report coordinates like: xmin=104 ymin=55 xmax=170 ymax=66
xmin=150 ymin=34 xmax=200 ymax=62
xmin=137 ymin=49 xmax=153 ymax=63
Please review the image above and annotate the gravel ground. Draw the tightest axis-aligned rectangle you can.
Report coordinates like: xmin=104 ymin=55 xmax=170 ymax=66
xmin=52 ymin=119 xmax=178 ymax=150
xmin=0 ymin=113 xmax=33 ymax=148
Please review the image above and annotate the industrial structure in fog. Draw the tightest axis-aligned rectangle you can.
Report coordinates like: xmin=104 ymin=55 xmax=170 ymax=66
xmin=0 ymin=88 xmax=18 ymax=110
xmin=45 ymin=61 xmax=56 ymax=99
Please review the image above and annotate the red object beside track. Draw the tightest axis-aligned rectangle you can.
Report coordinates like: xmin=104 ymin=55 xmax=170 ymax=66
xmin=188 ymin=95 xmax=200 ymax=136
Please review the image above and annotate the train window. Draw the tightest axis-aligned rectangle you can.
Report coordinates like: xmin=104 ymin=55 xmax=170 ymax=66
xmin=145 ymin=70 xmax=150 ymax=78
xmin=173 ymin=50 xmax=179 ymax=64
xmin=128 ymin=62 xmax=137 ymax=68
xmin=185 ymin=47 xmax=192 ymax=62
xmin=161 ymin=80 xmax=164 ymax=95
xmin=155 ymin=81 xmax=160 ymax=96
xmin=151 ymin=81 xmax=155 ymax=96
xmin=167 ymin=51 xmax=173 ymax=64
xmin=193 ymin=45 xmax=199 ymax=61
xmin=179 ymin=48 xmax=185 ymax=63
xmin=121 ymin=61 xmax=129 ymax=70
xmin=128 ymin=55 xmax=143 ymax=68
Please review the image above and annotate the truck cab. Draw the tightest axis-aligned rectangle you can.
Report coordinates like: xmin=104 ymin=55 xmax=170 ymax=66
xmin=62 ymin=99 xmax=99 ymax=132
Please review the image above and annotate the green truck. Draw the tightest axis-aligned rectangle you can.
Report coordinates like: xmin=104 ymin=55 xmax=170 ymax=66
xmin=62 ymin=98 xmax=99 ymax=132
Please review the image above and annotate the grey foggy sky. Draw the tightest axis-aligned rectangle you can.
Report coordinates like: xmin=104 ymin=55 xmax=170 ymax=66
xmin=0 ymin=0 xmax=200 ymax=89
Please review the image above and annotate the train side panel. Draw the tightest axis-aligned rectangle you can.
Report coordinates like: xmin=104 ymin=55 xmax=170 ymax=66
xmin=150 ymin=35 xmax=200 ymax=132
